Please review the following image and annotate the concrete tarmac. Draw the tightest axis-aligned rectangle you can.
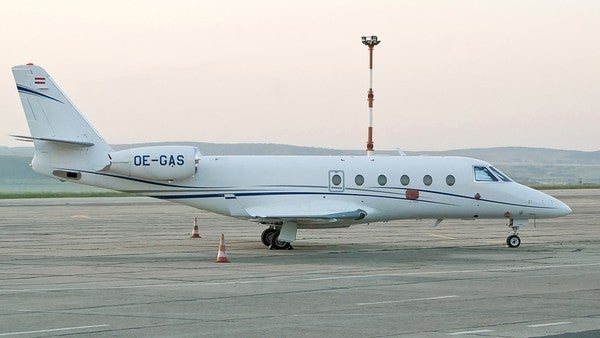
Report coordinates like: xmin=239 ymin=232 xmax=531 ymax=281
xmin=0 ymin=189 xmax=599 ymax=337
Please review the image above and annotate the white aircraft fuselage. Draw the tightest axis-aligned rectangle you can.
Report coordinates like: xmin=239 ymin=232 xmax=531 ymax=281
xmin=11 ymin=64 xmax=572 ymax=249
xmin=76 ymin=155 xmax=569 ymax=224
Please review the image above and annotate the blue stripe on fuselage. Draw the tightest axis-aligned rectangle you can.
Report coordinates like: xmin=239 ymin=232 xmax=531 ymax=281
xmin=73 ymin=168 xmax=557 ymax=210
xmin=149 ymin=191 xmax=456 ymax=206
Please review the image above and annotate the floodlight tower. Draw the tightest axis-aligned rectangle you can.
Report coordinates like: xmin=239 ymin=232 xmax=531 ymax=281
xmin=361 ymin=35 xmax=380 ymax=156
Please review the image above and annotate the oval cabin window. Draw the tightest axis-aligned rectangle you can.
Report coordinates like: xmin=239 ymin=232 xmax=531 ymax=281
xmin=331 ymin=174 xmax=342 ymax=186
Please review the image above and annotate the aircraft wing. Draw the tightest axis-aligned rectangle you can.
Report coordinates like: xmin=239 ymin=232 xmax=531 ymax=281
xmin=225 ymin=194 xmax=367 ymax=227
xmin=248 ymin=209 xmax=367 ymax=227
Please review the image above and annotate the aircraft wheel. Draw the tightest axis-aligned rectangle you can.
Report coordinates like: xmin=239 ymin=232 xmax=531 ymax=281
xmin=269 ymin=231 xmax=291 ymax=250
xmin=506 ymin=234 xmax=521 ymax=248
xmin=261 ymin=228 xmax=277 ymax=247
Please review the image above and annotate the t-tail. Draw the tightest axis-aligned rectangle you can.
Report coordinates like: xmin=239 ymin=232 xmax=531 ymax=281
xmin=12 ymin=64 xmax=200 ymax=188
xmin=12 ymin=64 xmax=113 ymax=181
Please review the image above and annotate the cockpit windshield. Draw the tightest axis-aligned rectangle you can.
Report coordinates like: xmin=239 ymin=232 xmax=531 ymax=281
xmin=489 ymin=166 xmax=512 ymax=182
xmin=474 ymin=166 xmax=513 ymax=182
xmin=474 ymin=166 xmax=498 ymax=182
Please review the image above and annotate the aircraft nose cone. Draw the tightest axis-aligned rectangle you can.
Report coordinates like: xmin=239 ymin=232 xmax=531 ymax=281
xmin=545 ymin=194 xmax=572 ymax=217
xmin=557 ymin=199 xmax=572 ymax=216
xmin=525 ymin=187 xmax=572 ymax=218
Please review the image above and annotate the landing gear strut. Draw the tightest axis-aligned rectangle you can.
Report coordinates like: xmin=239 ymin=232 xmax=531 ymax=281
xmin=260 ymin=227 xmax=292 ymax=250
xmin=506 ymin=219 xmax=521 ymax=248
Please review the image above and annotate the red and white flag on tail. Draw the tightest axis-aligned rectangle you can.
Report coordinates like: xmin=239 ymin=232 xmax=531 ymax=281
xmin=32 ymin=76 xmax=48 ymax=89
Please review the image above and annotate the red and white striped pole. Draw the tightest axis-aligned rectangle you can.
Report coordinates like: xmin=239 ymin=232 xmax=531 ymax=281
xmin=361 ymin=35 xmax=380 ymax=156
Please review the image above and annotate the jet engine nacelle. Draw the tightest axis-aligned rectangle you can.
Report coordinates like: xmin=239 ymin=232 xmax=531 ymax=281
xmin=107 ymin=146 xmax=200 ymax=181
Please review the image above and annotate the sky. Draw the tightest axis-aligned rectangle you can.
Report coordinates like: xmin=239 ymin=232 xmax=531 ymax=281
xmin=1 ymin=0 xmax=599 ymax=151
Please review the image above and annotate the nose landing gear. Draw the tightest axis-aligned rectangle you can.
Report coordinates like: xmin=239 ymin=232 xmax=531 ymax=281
xmin=506 ymin=218 xmax=526 ymax=248
xmin=506 ymin=233 xmax=521 ymax=247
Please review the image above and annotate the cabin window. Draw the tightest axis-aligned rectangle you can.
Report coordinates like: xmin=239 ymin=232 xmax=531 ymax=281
xmin=423 ymin=175 xmax=433 ymax=186
xmin=401 ymin=175 xmax=410 ymax=186
xmin=474 ymin=166 xmax=498 ymax=182
xmin=446 ymin=175 xmax=455 ymax=186
xmin=355 ymin=174 xmax=364 ymax=186
xmin=489 ymin=166 xmax=512 ymax=182
xmin=331 ymin=174 xmax=342 ymax=186
xmin=378 ymin=175 xmax=387 ymax=186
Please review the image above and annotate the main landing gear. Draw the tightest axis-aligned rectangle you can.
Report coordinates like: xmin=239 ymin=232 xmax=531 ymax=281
xmin=261 ymin=227 xmax=293 ymax=250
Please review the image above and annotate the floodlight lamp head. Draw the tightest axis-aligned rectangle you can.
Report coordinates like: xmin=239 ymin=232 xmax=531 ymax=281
xmin=361 ymin=35 xmax=381 ymax=47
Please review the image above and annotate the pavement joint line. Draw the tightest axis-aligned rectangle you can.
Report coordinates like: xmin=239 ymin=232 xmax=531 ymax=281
xmin=527 ymin=321 xmax=572 ymax=327
xmin=0 ymin=279 xmax=270 ymax=293
xmin=0 ymin=324 xmax=109 ymax=336
xmin=0 ymin=308 xmax=35 ymax=313
xmin=446 ymin=329 xmax=494 ymax=335
xmin=292 ymin=313 xmax=388 ymax=317
xmin=428 ymin=233 xmax=458 ymax=240
xmin=356 ymin=294 xmax=458 ymax=306
xmin=299 ymin=262 xmax=600 ymax=281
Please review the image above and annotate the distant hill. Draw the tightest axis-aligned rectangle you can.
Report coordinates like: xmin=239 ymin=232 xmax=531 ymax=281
xmin=110 ymin=142 xmax=371 ymax=156
xmin=412 ymin=147 xmax=600 ymax=185
xmin=1 ymin=144 xmax=599 ymax=192
xmin=415 ymin=147 xmax=600 ymax=165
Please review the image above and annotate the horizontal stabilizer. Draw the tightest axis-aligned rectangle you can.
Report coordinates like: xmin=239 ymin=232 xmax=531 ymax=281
xmin=11 ymin=134 xmax=95 ymax=147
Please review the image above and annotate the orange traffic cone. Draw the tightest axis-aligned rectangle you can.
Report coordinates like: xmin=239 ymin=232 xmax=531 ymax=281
xmin=191 ymin=217 xmax=201 ymax=238
xmin=216 ymin=233 xmax=230 ymax=263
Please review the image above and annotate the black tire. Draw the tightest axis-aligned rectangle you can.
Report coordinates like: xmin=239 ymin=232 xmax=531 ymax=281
xmin=269 ymin=231 xmax=291 ymax=250
xmin=261 ymin=228 xmax=277 ymax=247
xmin=507 ymin=234 xmax=521 ymax=248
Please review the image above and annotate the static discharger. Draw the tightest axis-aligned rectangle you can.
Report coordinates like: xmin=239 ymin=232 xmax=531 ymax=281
xmin=361 ymin=35 xmax=380 ymax=156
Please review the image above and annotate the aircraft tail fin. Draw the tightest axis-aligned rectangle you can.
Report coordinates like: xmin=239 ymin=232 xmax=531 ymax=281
xmin=12 ymin=64 xmax=112 ymax=176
